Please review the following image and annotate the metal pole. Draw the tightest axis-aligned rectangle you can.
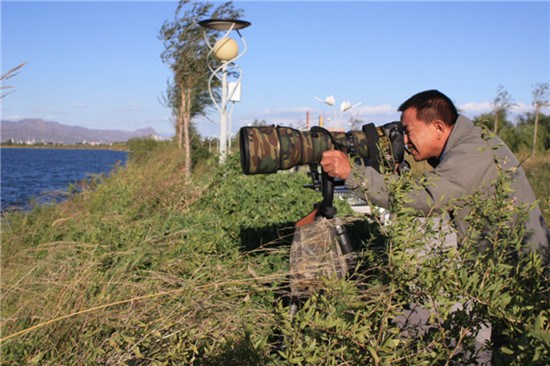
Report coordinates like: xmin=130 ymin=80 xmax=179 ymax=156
xmin=199 ymin=19 xmax=250 ymax=164
xmin=219 ymin=62 xmax=228 ymax=163
xmin=228 ymin=102 xmax=235 ymax=152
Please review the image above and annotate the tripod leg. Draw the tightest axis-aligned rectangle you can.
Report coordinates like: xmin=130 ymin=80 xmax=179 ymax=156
xmin=333 ymin=221 xmax=356 ymax=277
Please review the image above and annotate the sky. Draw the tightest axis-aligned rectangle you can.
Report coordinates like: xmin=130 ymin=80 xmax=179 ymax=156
xmin=2 ymin=0 xmax=549 ymax=137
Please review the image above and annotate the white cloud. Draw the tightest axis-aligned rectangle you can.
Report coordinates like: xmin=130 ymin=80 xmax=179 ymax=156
xmin=510 ymin=102 xmax=534 ymax=114
xmin=195 ymin=98 xmax=550 ymax=138
xmin=28 ymin=107 xmax=68 ymax=115
xmin=114 ymin=104 xmax=143 ymax=112
xmin=235 ymin=104 xmax=401 ymax=131
xmin=356 ymin=104 xmax=395 ymax=115
xmin=1 ymin=114 xmax=25 ymax=121
xmin=262 ymin=107 xmax=311 ymax=117
xmin=459 ymin=101 xmax=544 ymax=118
xmin=260 ymin=104 xmax=396 ymax=121
xmin=458 ymin=102 xmax=492 ymax=115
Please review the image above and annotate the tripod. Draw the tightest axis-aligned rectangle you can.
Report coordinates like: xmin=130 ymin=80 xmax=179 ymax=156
xmin=288 ymin=164 xmax=355 ymax=316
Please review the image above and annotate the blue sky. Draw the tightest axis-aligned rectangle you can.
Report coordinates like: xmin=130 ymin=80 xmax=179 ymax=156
xmin=2 ymin=1 xmax=549 ymax=137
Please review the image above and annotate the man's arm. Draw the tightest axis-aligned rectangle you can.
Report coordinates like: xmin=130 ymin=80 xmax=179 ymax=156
xmin=344 ymin=164 xmax=393 ymax=209
xmin=321 ymin=150 xmax=393 ymax=208
xmin=322 ymin=147 xmax=496 ymax=216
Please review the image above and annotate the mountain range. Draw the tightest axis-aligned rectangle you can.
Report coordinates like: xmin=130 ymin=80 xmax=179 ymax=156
xmin=0 ymin=119 xmax=161 ymax=144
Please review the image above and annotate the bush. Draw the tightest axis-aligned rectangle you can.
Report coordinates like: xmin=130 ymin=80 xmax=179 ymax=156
xmin=1 ymin=145 xmax=548 ymax=365
xmin=126 ymin=137 xmax=172 ymax=163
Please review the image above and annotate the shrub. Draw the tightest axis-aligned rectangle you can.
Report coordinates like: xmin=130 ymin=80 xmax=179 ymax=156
xmin=1 ymin=145 xmax=548 ymax=365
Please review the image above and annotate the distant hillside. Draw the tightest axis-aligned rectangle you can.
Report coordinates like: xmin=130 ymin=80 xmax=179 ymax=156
xmin=0 ymin=119 xmax=160 ymax=144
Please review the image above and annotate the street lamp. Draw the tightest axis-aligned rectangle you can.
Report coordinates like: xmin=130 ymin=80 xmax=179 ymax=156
xmin=314 ymin=95 xmax=361 ymax=129
xmin=199 ymin=18 xmax=251 ymax=163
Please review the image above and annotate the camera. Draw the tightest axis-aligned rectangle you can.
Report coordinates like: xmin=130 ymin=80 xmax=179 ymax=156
xmin=239 ymin=121 xmax=406 ymax=175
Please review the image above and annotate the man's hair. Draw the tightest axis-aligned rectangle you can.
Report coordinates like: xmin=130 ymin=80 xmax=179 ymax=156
xmin=398 ymin=90 xmax=459 ymax=126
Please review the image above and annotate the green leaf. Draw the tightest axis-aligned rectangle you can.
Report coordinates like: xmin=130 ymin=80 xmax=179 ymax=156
xmin=29 ymin=351 xmax=45 ymax=365
xmin=367 ymin=346 xmax=380 ymax=364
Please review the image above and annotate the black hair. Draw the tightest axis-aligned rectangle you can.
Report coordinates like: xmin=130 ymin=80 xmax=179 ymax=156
xmin=398 ymin=90 xmax=459 ymax=126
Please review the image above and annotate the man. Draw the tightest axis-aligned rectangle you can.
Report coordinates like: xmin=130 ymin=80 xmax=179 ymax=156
xmin=321 ymin=89 xmax=549 ymax=363
xmin=320 ymin=89 xmax=549 ymax=258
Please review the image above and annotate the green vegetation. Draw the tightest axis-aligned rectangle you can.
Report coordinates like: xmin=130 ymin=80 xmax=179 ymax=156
xmin=1 ymin=138 xmax=549 ymax=364
xmin=159 ymin=0 xmax=244 ymax=178
xmin=522 ymin=152 xmax=550 ymax=223
xmin=474 ymin=111 xmax=550 ymax=156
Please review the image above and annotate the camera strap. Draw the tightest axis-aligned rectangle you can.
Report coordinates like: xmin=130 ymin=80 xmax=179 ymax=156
xmin=363 ymin=123 xmax=381 ymax=173
xmin=311 ymin=126 xmax=346 ymax=153
xmin=275 ymin=126 xmax=284 ymax=171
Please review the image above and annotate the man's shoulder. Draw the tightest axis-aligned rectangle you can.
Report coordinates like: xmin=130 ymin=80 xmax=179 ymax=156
xmin=438 ymin=119 xmax=497 ymax=173
xmin=441 ymin=118 xmax=519 ymax=174
xmin=449 ymin=116 xmax=510 ymax=154
xmin=446 ymin=128 xmax=485 ymax=157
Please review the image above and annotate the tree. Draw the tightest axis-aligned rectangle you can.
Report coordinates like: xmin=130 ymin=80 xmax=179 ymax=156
xmin=159 ymin=0 xmax=243 ymax=179
xmin=492 ymin=84 xmax=514 ymax=134
xmin=473 ymin=112 xmax=512 ymax=132
xmin=531 ymin=82 xmax=550 ymax=156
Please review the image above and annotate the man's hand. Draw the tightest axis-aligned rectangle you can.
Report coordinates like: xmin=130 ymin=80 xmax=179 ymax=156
xmin=320 ymin=150 xmax=351 ymax=180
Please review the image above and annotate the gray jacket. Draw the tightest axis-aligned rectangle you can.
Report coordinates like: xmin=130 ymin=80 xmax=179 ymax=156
xmin=345 ymin=115 xmax=549 ymax=259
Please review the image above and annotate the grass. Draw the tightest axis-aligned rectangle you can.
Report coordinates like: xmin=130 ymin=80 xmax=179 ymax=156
xmin=1 ymin=143 xmax=548 ymax=364
xmin=0 ymin=143 xmax=323 ymax=364
xmin=520 ymin=151 xmax=550 ymax=222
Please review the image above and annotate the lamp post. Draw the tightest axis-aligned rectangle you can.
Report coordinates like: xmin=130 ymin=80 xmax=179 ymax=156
xmin=199 ymin=18 xmax=250 ymax=163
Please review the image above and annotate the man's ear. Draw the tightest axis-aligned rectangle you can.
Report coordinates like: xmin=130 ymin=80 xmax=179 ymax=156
xmin=433 ymin=120 xmax=447 ymax=139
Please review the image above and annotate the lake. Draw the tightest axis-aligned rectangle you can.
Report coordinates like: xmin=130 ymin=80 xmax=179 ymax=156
xmin=1 ymin=148 xmax=128 ymax=212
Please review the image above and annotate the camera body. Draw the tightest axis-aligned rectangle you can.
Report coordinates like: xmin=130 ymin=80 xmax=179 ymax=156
xmin=239 ymin=122 xmax=406 ymax=175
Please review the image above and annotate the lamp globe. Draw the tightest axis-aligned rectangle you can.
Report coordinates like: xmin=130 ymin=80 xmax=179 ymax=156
xmin=213 ymin=37 xmax=239 ymax=61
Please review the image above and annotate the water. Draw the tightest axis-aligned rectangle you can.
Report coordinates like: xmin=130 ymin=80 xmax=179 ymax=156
xmin=1 ymin=148 xmax=127 ymax=212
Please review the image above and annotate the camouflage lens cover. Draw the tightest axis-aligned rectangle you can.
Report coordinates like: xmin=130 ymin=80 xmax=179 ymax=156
xmin=302 ymin=130 xmax=333 ymax=164
xmin=239 ymin=123 xmax=404 ymax=175
xmin=278 ymin=127 xmax=306 ymax=170
xmin=330 ymin=131 xmax=370 ymax=157
xmin=240 ymin=126 xmax=334 ymax=174
xmin=239 ymin=126 xmax=281 ymax=174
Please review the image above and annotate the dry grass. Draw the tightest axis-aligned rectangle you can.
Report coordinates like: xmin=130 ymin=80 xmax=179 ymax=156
xmin=1 ymin=143 xmax=548 ymax=364
xmin=0 ymin=147 xmax=297 ymax=363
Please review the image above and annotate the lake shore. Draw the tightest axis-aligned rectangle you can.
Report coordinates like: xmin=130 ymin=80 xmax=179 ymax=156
xmin=0 ymin=143 xmax=128 ymax=151
xmin=1 ymin=147 xmax=128 ymax=213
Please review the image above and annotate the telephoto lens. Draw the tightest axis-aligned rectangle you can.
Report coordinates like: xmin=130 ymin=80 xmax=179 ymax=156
xmin=239 ymin=122 xmax=405 ymax=175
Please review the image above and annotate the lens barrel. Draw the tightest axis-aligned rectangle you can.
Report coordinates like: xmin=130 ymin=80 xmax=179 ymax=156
xmin=239 ymin=126 xmax=333 ymax=174
xmin=239 ymin=122 xmax=403 ymax=175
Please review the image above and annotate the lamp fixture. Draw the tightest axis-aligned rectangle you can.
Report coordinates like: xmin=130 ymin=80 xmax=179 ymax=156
xmin=199 ymin=18 xmax=251 ymax=163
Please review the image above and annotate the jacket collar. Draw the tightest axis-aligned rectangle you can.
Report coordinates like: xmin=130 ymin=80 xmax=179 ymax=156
xmin=428 ymin=115 xmax=473 ymax=168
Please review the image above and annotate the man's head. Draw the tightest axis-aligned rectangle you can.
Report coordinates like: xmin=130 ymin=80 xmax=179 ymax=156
xmin=398 ymin=90 xmax=458 ymax=162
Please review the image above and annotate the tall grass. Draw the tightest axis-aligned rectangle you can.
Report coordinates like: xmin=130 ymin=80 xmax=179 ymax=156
xmin=520 ymin=151 xmax=550 ymax=222
xmin=0 ymin=142 xmax=323 ymax=364
xmin=1 ymin=142 xmax=548 ymax=364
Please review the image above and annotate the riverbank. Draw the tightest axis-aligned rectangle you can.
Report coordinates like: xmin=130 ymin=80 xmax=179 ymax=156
xmin=1 ymin=142 xmax=548 ymax=364
xmin=0 ymin=142 xmax=128 ymax=151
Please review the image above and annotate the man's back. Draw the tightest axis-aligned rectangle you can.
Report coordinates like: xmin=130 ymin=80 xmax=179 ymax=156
xmin=433 ymin=116 xmax=549 ymax=258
